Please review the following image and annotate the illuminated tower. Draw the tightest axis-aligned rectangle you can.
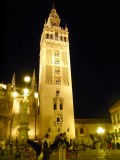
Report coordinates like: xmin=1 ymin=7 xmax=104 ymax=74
xmin=39 ymin=5 xmax=75 ymax=139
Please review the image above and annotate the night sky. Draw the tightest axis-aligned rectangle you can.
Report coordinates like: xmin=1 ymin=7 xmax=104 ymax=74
xmin=0 ymin=0 xmax=120 ymax=119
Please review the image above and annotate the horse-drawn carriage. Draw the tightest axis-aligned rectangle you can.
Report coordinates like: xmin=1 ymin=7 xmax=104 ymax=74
xmin=17 ymin=133 xmax=103 ymax=160
xmin=0 ymin=139 xmax=41 ymax=160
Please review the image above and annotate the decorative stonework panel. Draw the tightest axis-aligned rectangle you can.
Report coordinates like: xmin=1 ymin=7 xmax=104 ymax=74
xmin=54 ymin=66 xmax=60 ymax=74
xmin=61 ymin=51 xmax=68 ymax=65
xmin=54 ymin=50 xmax=60 ymax=57
xmin=46 ymin=49 xmax=52 ymax=64
xmin=62 ymin=67 xmax=69 ymax=86
xmin=0 ymin=99 xmax=11 ymax=114
xmin=46 ymin=65 xmax=52 ymax=84
xmin=54 ymin=76 xmax=61 ymax=85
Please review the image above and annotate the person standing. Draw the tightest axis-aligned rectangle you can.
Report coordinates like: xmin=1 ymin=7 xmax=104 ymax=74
xmin=107 ymin=134 xmax=112 ymax=151
xmin=1 ymin=139 xmax=6 ymax=156
xmin=9 ymin=140 xmax=14 ymax=156
xmin=58 ymin=132 xmax=68 ymax=160
xmin=41 ymin=133 xmax=52 ymax=160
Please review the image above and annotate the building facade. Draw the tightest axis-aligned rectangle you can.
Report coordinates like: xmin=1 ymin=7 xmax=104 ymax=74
xmin=0 ymin=71 xmax=40 ymax=141
xmin=109 ymin=101 xmax=120 ymax=143
xmin=75 ymin=118 xmax=112 ymax=137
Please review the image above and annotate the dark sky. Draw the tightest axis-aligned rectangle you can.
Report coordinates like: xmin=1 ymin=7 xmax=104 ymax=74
xmin=0 ymin=0 xmax=120 ymax=119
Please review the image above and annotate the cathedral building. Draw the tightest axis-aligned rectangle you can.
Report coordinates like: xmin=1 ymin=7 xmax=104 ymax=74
xmin=0 ymin=5 xmax=75 ymax=141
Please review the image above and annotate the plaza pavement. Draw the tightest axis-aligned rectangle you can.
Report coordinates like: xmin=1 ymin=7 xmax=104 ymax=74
xmin=0 ymin=149 xmax=120 ymax=160
xmin=50 ymin=149 xmax=120 ymax=160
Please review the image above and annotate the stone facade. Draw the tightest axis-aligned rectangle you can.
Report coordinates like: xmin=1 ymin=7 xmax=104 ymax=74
xmin=109 ymin=101 xmax=120 ymax=143
xmin=75 ymin=118 xmax=112 ymax=136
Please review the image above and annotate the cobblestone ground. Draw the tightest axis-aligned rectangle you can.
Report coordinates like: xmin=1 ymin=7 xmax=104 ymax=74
xmin=0 ymin=149 xmax=120 ymax=160
xmin=50 ymin=149 xmax=120 ymax=160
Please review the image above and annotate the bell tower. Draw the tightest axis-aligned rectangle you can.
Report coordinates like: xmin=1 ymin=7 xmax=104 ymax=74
xmin=39 ymin=5 xmax=75 ymax=139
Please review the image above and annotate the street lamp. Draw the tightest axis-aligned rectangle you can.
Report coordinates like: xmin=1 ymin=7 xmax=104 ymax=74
xmin=34 ymin=92 xmax=38 ymax=140
xmin=17 ymin=86 xmax=30 ymax=145
xmin=24 ymin=76 xmax=31 ymax=83
xmin=97 ymin=127 xmax=105 ymax=134
xmin=12 ymin=91 xmax=18 ymax=98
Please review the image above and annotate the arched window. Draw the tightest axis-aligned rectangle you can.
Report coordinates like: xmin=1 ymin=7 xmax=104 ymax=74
xmin=50 ymin=34 xmax=53 ymax=39
xmin=57 ymin=117 xmax=60 ymax=123
xmin=46 ymin=33 xmax=49 ymax=39
xmin=54 ymin=103 xmax=57 ymax=110
xmin=64 ymin=36 xmax=66 ymax=42
xmin=60 ymin=36 xmax=63 ymax=41
xmin=55 ymin=32 xmax=58 ymax=40
xmin=60 ymin=103 xmax=63 ymax=110
xmin=56 ymin=90 xmax=59 ymax=97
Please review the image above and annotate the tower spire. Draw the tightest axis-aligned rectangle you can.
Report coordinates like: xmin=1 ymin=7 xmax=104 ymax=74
xmin=46 ymin=4 xmax=60 ymax=27
xmin=31 ymin=69 xmax=36 ymax=90
xmin=52 ymin=2 xmax=55 ymax=9
xmin=11 ymin=72 xmax=16 ymax=91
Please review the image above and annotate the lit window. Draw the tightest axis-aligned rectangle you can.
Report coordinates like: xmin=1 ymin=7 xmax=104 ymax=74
xmin=54 ymin=59 xmax=60 ymax=64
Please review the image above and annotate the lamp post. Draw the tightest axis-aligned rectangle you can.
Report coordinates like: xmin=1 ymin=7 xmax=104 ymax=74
xmin=34 ymin=92 xmax=38 ymax=140
xmin=17 ymin=76 xmax=30 ymax=145
xmin=17 ymin=87 xmax=30 ymax=145
xmin=97 ymin=127 xmax=105 ymax=135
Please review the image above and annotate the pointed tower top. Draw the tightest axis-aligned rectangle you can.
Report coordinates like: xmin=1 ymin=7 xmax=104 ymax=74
xmin=65 ymin=23 xmax=68 ymax=28
xmin=31 ymin=69 xmax=37 ymax=90
xmin=11 ymin=72 xmax=16 ymax=90
xmin=52 ymin=2 xmax=55 ymax=9
xmin=65 ymin=23 xmax=68 ymax=31
xmin=46 ymin=4 xmax=60 ymax=27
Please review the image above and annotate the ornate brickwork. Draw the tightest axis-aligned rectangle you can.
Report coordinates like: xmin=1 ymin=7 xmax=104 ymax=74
xmin=46 ymin=65 xmax=52 ymax=84
xmin=54 ymin=66 xmax=60 ymax=74
xmin=61 ymin=51 xmax=68 ymax=66
xmin=46 ymin=49 xmax=52 ymax=64
xmin=62 ymin=67 xmax=69 ymax=86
